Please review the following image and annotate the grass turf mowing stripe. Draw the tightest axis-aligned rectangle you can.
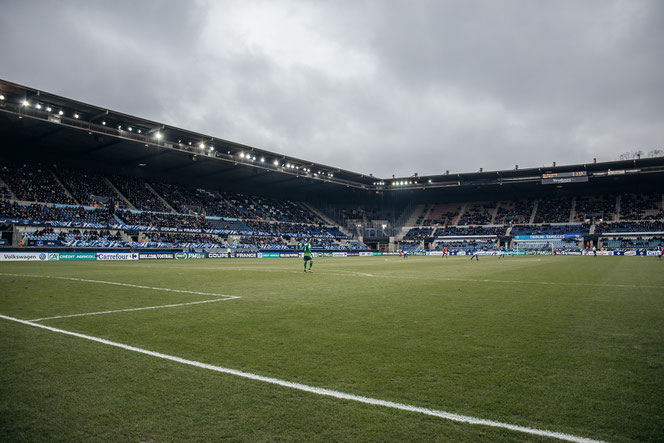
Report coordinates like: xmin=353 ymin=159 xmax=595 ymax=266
xmin=29 ymin=298 xmax=233 ymax=322
xmin=0 ymin=273 xmax=239 ymax=299
xmin=0 ymin=313 xmax=605 ymax=443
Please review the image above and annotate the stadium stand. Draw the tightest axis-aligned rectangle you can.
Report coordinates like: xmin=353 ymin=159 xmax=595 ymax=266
xmin=533 ymin=196 xmax=572 ymax=223
xmin=109 ymin=174 xmax=171 ymax=212
xmin=457 ymin=202 xmax=495 ymax=225
xmin=55 ymin=167 xmax=124 ymax=207
xmin=0 ymin=161 xmax=75 ymax=205
xmin=619 ymin=192 xmax=663 ymax=220
xmin=493 ymin=199 xmax=535 ymax=225
xmin=0 ymin=157 xmax=662 ymax=254
xmin=574 ymin=194 xmax=617 ymax=222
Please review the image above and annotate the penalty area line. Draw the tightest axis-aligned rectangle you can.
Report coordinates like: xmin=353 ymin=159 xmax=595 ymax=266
xmin=29 ymin=298 xmax=233 ymax=322
xmin=0 ymin=314 xmax=604 ymax=443
xmin=0 ymin=273 xmax=240 ymax=299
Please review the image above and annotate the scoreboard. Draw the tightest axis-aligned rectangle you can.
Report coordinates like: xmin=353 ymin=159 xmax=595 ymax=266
xmin=541 ymin=171 xmax=588 ymax=185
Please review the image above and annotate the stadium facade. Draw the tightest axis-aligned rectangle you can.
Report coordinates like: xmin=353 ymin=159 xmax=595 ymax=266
xmin=0 ymin=79 xmax=662 ymax=256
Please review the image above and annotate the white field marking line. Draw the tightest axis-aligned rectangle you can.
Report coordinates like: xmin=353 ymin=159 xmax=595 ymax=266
xmin=0 ymin=314 xmax=604 ymax=443
xmin=0 ymin=273 xmax=240 ymax=299
xmin=29 ymin=298 xmax=230 ymax=322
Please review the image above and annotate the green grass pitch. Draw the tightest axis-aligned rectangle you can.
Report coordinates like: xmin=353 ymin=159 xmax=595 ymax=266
xmin=1 ymin=255 xmax=663 ymax=442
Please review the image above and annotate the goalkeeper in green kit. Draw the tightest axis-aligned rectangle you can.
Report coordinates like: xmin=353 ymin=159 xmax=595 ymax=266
xmin=301 ymin=239 xmax=314 ymax=272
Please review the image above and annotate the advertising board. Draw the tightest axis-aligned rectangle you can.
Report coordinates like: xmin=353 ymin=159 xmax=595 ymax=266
xmin=174 ymin=252 xmax=206 ymax=259
xmin=58 ymin=252 xmax=97 ymax=261
xmin=0 ymin=252 xmax=53 ymax=261
xmin=96 ymin=252 xmax=139 ymax=261
xmin=235 ymin=252 xmax=258 ymax=258
xmin=138 ymin=253 xmax=175 ymax=260
xmin=205 ymin=252 xmax=229 ymax=259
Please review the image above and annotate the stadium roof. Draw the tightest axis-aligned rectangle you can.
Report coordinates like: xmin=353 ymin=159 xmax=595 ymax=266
xmin=1 ymin=78 xmax=663 ymax=201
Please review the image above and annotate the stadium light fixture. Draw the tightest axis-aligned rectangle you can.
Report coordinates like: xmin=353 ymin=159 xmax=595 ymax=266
xmin=199 ymin=142 xmax=205 ymax=149
xmin=74 ymin=113 xmax=80 ymax=119
xmin=252 ymin=156 xmax=256 ymax=161
xmin=240 ymin=152 xmax=245 ymax=158
xmin=0 ymin=94 xmax=5 ymax=100
xmin=137 ymin=129 xmax=142 ymax=134
xmin=154 ymin=132 xmax=161 ymax=139
xmin=260 ymin=157 xmax=265 ymax=163
xmin=128 ymin=126 xmax=132 ymax=131
xmin=46 ymin=106 xmax=52 ymax=112
xmin=118 ymin=125 xmax=122 ymax=129
xmin=102 ymin=121 xmax=106 ymax=125
xmin=58 ymin=110 xmax=64 ymax=116
xmin=35 ymin=104 xmax=42 ymax=109
xmin=22 ymin=100 xmax=29 ymax=106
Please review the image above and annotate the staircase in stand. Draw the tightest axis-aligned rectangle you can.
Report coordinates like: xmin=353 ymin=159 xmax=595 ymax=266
xmin=105 ymin=178 xmax=137 ymax=210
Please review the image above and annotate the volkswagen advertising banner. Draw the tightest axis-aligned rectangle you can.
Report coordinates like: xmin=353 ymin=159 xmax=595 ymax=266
xmin=0 ymin=252 xmax=56 ymax=261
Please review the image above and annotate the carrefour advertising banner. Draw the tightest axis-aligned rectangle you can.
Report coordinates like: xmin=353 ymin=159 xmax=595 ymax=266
xmin=96 ymin=252 xmax=139 ymax=261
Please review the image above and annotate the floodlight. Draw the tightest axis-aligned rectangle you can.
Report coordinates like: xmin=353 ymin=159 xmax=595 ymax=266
xmin=273 ymin=160 xmax=279 ymax=166
xmin=46 ymin=106 xmax=52 ymax=112
xmin=22 ymin=100 xmax=29 ymax=106
xmin=36 ymin=104 xmax=42 ymax=109
xmin=252 ymin=156 xmax=256 ymax=161
xmin=128 ymin=126 xmax=132 ymax=131
xmin=199 ymin=142 xmax=205 ymax=149
xmin=260 ymin=157 xmax=264 ymax=163
xmin=118 ymin=125 xmax=122 ymax=129
xmin=74 ymin=113 xmax=80 ymax=119
xmin=240 ymin=152 xmax=245 ymax=158
xmin=137 ymin=129 xmax=142 ymax=133
xmin=0 ymin=94 xmax=5 ymax=100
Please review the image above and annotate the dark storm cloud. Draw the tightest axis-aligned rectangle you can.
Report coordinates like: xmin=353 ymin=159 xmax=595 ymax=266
xmin=1 ymin=0 xmax=662 ymax=177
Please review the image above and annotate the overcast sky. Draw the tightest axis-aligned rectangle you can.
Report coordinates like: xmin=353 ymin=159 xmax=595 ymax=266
xmin=1 ymin=0 xmax=662 ymax=177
